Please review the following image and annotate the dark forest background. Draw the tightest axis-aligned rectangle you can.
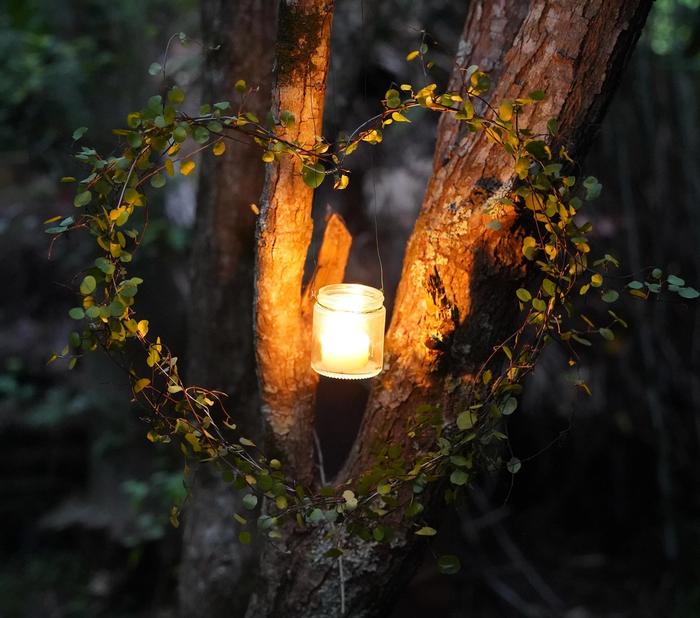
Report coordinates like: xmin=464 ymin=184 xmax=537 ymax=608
xmin=0 ymin=1 xmax=699 ymax=616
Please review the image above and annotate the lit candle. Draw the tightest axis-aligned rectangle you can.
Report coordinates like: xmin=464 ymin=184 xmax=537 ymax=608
xmin=320 ymin=316 xmax=371 ymax=372
xmin=311 ymin=283 xmax=385 ymax=379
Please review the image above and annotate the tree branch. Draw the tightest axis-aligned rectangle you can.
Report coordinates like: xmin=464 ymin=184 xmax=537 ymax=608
xmin=302 ymin=212 xmax=352 ymax=319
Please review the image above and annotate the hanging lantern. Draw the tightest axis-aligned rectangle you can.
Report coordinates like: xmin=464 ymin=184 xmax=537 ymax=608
xmin=311 ymin=283 xmax=385 ymax=379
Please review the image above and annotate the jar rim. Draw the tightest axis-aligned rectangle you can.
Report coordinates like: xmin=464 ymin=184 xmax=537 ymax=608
xmin=316 ymin=283 xmax=384 ymax=313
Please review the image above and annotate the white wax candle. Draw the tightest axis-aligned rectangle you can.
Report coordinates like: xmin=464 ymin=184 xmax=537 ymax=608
xmin=320 ymin=322 xmax=370 ymax=373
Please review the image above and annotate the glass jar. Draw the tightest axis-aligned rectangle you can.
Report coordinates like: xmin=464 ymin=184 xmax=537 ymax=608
xmin=311 ymin=283 xmax=385 ymax=380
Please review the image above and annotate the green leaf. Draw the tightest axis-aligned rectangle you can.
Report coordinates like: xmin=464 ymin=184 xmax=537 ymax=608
xmin=678 ymin=287 xmax=700 ymax=299
xmin=541 ymin=279 xmax=556 ymax=297
xmin=516 ymin=288 xmax=532 ymax=302
xmin=68 ymin=307 xmax=85 ymax=320
xmin=449 ymin=456 xmax=469 ymax=470
xmin=583 ymin=176 xmax=602 ymax=200
xmin=385 ymin=88 xmax=401 ymax=109
xmin=667 ymin=275 xmax=685 ymax=287
xmin=127 ymin=132 xmax=143 ymax=149
xmin=449 ymin=469 xmax=469 ymax=486
xmin=239 ymin=530 xmax=252 ymax=545
xmin=437 ymin=554 xmax=461 ymax=575
xmin=207 ymin=121 xmax=223 ymax=134
xmin=601 ymin=290 xmax=619 ymax=303
xmin=242 ymin=494 xmax=258 ymax=511
xmin=405 ymin=501 xmax=423 ymax=518
xmin=168 ymin=86 xmax=185 ymax=105
xmin=415 ymin=526 xmax=437 ymax=537
xmin=308 ymin=508 xmax=324 ymax=524
xmin=234 ymin=79 xmax=247 ymax=93
xmin=599 ymin=328 xmax=614 ymax=341
xmin=572 ymin=334 xmax=592 ymax=346
xmin=79 ymin=276 xmax=96 ymax=295
xmin=148 ymin=62 xmax=162 ymax=76
xmin=95 ymin=257 xmax=114 ymax=275
xmin=193 ymin=126 xmax=210 ymax=144
xmin=72 ymin=126 xmax=88 ymax=141
xmin=150 ymin=173 xmax=166 ymax=188
xmin=173 ymin=126 xmax=188 ymax=143
xmin=529 ymin=90 xmax=546 ymax=101
xmin=532 ymin=298 xmax=546 ymax=312
xmin=506 ymin=457 xmax=522 ymax=474
xmin=73 ymin=191 xmax=92 ymax=208
xmin=301 ymin=162 xmax=325 ymax=189
xmin=377 ymin=483 xmax=392 ymax=496
xmin=108 ymin=299 xmax=125 ymax=317
xmin=456 ymin=411 xmax=476 ymax=430
xmin=502 ymin=396 xmax=518 ymax=416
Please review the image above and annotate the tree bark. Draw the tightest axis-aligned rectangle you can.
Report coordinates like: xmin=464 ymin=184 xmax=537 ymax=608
xmin=248 ymin=1 xmax=652 ymax=616
xmin=179 ymin=2 xmax=275 ymax=616
xmin=254 ymin=0 xmax=339 ymax=484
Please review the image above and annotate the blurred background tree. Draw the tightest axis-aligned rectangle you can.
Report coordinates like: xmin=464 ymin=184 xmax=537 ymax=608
xmin=0 ymin=0 xmax=698 ymax=616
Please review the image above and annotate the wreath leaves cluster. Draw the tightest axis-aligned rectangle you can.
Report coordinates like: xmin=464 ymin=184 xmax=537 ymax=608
xmin=46 ymin=47 xmax=697 ymax=570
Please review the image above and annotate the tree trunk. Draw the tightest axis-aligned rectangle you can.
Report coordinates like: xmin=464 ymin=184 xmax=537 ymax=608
xmin=254 ymin=0 xmax=339 ymax=484
xmin=247 ymin=1 xmax=652 ymax=616
xmin=179 ymin=2 xmax=276 ymax=616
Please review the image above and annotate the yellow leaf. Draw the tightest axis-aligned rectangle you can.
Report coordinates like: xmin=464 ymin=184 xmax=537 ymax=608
xmin=212 ymin=141 xmax=226 ymax=156
xmin=180 ymin=160 xmax=196 ymax=176
xmin=333 ymin=174 xmax=349 ymax=190
xmin=164 ymin=158 xmax=175 ymax=177
xmin=391 ymin=111 xmax=410 ymax=123
xmin=250 ymin=203 xmax=260 ymax=215
xmin=498 ymin=100 xmax=513 ymax=122
xmin=167 ymin=143 xmax=181 ymax=156
xmin=400 ymin=84 xmax=412 ymax=91
xmin=44 ymin=215 xmax=61 ymax=224
xmin=262 ymin=151 xmax=274 ymax=163
xmin=137 ymin=319 xmax=149 ymax=338
xmin=406 ymin=50 xmax=420 ymax=61
xmin=134 ymin=378 xmax=150 ymax=393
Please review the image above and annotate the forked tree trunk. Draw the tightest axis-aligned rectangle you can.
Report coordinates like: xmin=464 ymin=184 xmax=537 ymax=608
xmin=246 ymin=1 xmax=652 ymax=617
xmin=179 ymin=1 xmax=275 ymax=616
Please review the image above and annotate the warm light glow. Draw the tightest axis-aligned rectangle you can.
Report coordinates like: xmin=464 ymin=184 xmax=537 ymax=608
xmin=311 ymin=283 xmax=385 ymax=380
xmin=320 ymin=315 xmax=371 ymax=372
